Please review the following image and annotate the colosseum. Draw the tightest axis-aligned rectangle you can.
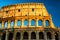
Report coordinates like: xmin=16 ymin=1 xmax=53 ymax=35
xmin=0 ymin=3 xmax=60 ymax=40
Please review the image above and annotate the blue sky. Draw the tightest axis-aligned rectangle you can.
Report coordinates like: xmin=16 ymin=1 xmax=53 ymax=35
xmin=0 ymin=0 xmax=60 ymax=27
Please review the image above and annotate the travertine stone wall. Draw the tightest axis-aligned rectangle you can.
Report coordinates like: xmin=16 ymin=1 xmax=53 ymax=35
xmin=0 ymin=3 xmax=55 ymax=29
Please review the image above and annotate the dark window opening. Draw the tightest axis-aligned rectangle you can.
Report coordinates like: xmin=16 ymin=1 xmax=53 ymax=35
xmin=25 ymin=15 xmax=27 ymax=16
xmin=39 ymin=14 xmax=41 ymax=16
xmin=6 ymin=11 xmax=8 ymax=13
xmin=32 ymin=9 xmax=34 ymax=12
xmin=18 ymin=9 xmax=20 ymax=12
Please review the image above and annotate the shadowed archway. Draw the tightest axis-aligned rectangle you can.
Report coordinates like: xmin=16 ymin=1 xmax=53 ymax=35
xmin=31 ymin=32 xmax=36 ymax=39
xmin=39 ymin=32 xmax=44 ymax=39
xmin=55 ymin=32 xmax=59 ymax=40
xmin=23 ymin=32 xmax=28 ymax=39
xmin=8 ymin=32 xmax=13 ymax=40
xmin=47 ymin=32 xmax=52 ymax=40
xmin=16 ymin=32 xmax=20 ymax=40
xmin=1 ymin=33 xmax=6 ymax=40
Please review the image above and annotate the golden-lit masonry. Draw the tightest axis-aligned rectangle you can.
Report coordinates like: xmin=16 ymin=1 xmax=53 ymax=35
xmin=0 ymin=3 xmax=60 ymax=40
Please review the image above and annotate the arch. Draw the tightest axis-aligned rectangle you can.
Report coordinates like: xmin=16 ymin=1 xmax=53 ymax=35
xmin=17 ymin=20 xmax=21 ymax=26
xmin=0 ymin=21 xmax=2 ymax=28
xmin=31 ymin=19 xmax=36 ymax=26
xmin=38 ymin=20 xmax=42 ymax=26
xmin=55 ymin=32 xmax=59 ymax=40
xmin=4 ymin=21 xmax=8 ymax=28
xmin=8 ymin=32 xmax=13 ymax=40
xmin=39 ymin=32 xmax=44 ymax=39
xmin=24 ymin=20 xmax=28 ymax=26
xmin=10 ymin=20 xmax=14 ymax=28
xmin=23 ymin=32 xmax=28 ymax=39
xmin=47 ymin=32 xmax=52 ymax=39
xmin=1 ymin=33 xmax=6 ymax=40
xmin=16 ymin=32 xmax=20 ymax=40
xmin=46 ymin=20 xmax=49 ymax=27
xmin=31 ymin=32 xmax=36 ymax=39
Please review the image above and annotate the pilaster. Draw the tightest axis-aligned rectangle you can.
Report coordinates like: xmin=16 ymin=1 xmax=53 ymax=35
xmin=29 ymin=31 xmax=31 ymax=40
xmin=5 ymin=30 xmax=9 ymax=40
xmin=13 ymin=31 xmax=16 ymax=40
xmin=44 ymin=32 xmax=47 ymax=40
xmin=36 ymin=31 xmax=39 ymax=40
xmin=20 ymin=31 xmax=23 ymax=40
xmin=51 ymin=32 xmax=55 ymax=40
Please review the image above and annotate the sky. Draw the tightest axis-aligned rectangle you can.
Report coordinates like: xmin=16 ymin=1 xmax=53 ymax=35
xmin=0 ymin=0 xmax=60 ymax=28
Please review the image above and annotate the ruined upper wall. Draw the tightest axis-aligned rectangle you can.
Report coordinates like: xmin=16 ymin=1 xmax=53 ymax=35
xmin=0 ymin=3 xmax=49 ymax=18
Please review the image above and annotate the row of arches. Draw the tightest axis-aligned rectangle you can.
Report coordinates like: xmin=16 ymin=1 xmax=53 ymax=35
xmin=0 ymin=20 xmax=49 ymax=28
xmin=1 ymin=31 xmax=59 ymax=40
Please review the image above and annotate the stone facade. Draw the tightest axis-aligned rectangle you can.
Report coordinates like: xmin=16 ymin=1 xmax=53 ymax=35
xmin=0 ymin=3 xmax=60 ymax=40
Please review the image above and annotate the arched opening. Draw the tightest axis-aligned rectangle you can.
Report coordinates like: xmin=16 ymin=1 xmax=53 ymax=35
xmin=31 ymin=19 xmax=36 ymax=26
xmin=4 ymin=21 xmax=8 ymax=28
xmin=10 ymin=20 xmax=14 ymax=28
xmin=31 ymin=32 xmax=36 ymax=39
xmin=47 ymin=32 xmax=52 ymax=39
xmin=39 ymin=32 xmax=44 ymax=39
xmin=55 ymin=32 xmax=59 ymax=40
xmin=0 ymin=21 xmax=2 ymax=28
xmin=38 ymin=20 xmax=42 ymax=26
xmin=8 ymin=32 xmax=13 ymax=40
xmin=16 ymin=32 xmax=20 ymax=40
xmin=46 ymin=20 xmax=49 ymax=27
xmin=1 ymin=33 xmax=6 ymax=40
xmin=24 ymin=20 xmax=28 ymax=26
xmin=23 ymin=32 xmax=28 ymax=39
xmin=17 ymin=20 xmax=21 ymax=26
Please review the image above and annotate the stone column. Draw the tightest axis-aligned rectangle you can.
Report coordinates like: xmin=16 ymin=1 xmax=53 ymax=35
xmin=2 ymin=21 xmax=4 ymax=29
xmin=0 ymin=33 xmax=2 ymax=40
xmin=43 ymin=19 xmax=45 ymax=27
xmin=8 ymin=20 xmax=10 ymax=28
xmin=13 ymin=32 xmax=16 ymax=40
xmin=14 ymin=20 xmax=17 ymax=28
xmin=0 ymin=36 xmax=1 ymax=40
xmin=5 ymin=30 xmax=8 ymax=40
xmin=36 ymin=19 xmax=38 ymax=27
xmin=58 ymin=32 xmax=60 ymax=40
xmin=29 ymin=31 xmax=31 ymax=40
xmin=51 ymin=32 xmax=55 ymax=40
xmin=21 ymin=19 xmax=24 ymax=28
xmin=20 ymin=32 xmax=23 ymax=40
xmin=29 ymin=19 xmax=31 ymax=27
xmin=44 ymin=32 xmax=47 ymax=40
xmin=36 ymin=31 xmax=39 ymax=40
